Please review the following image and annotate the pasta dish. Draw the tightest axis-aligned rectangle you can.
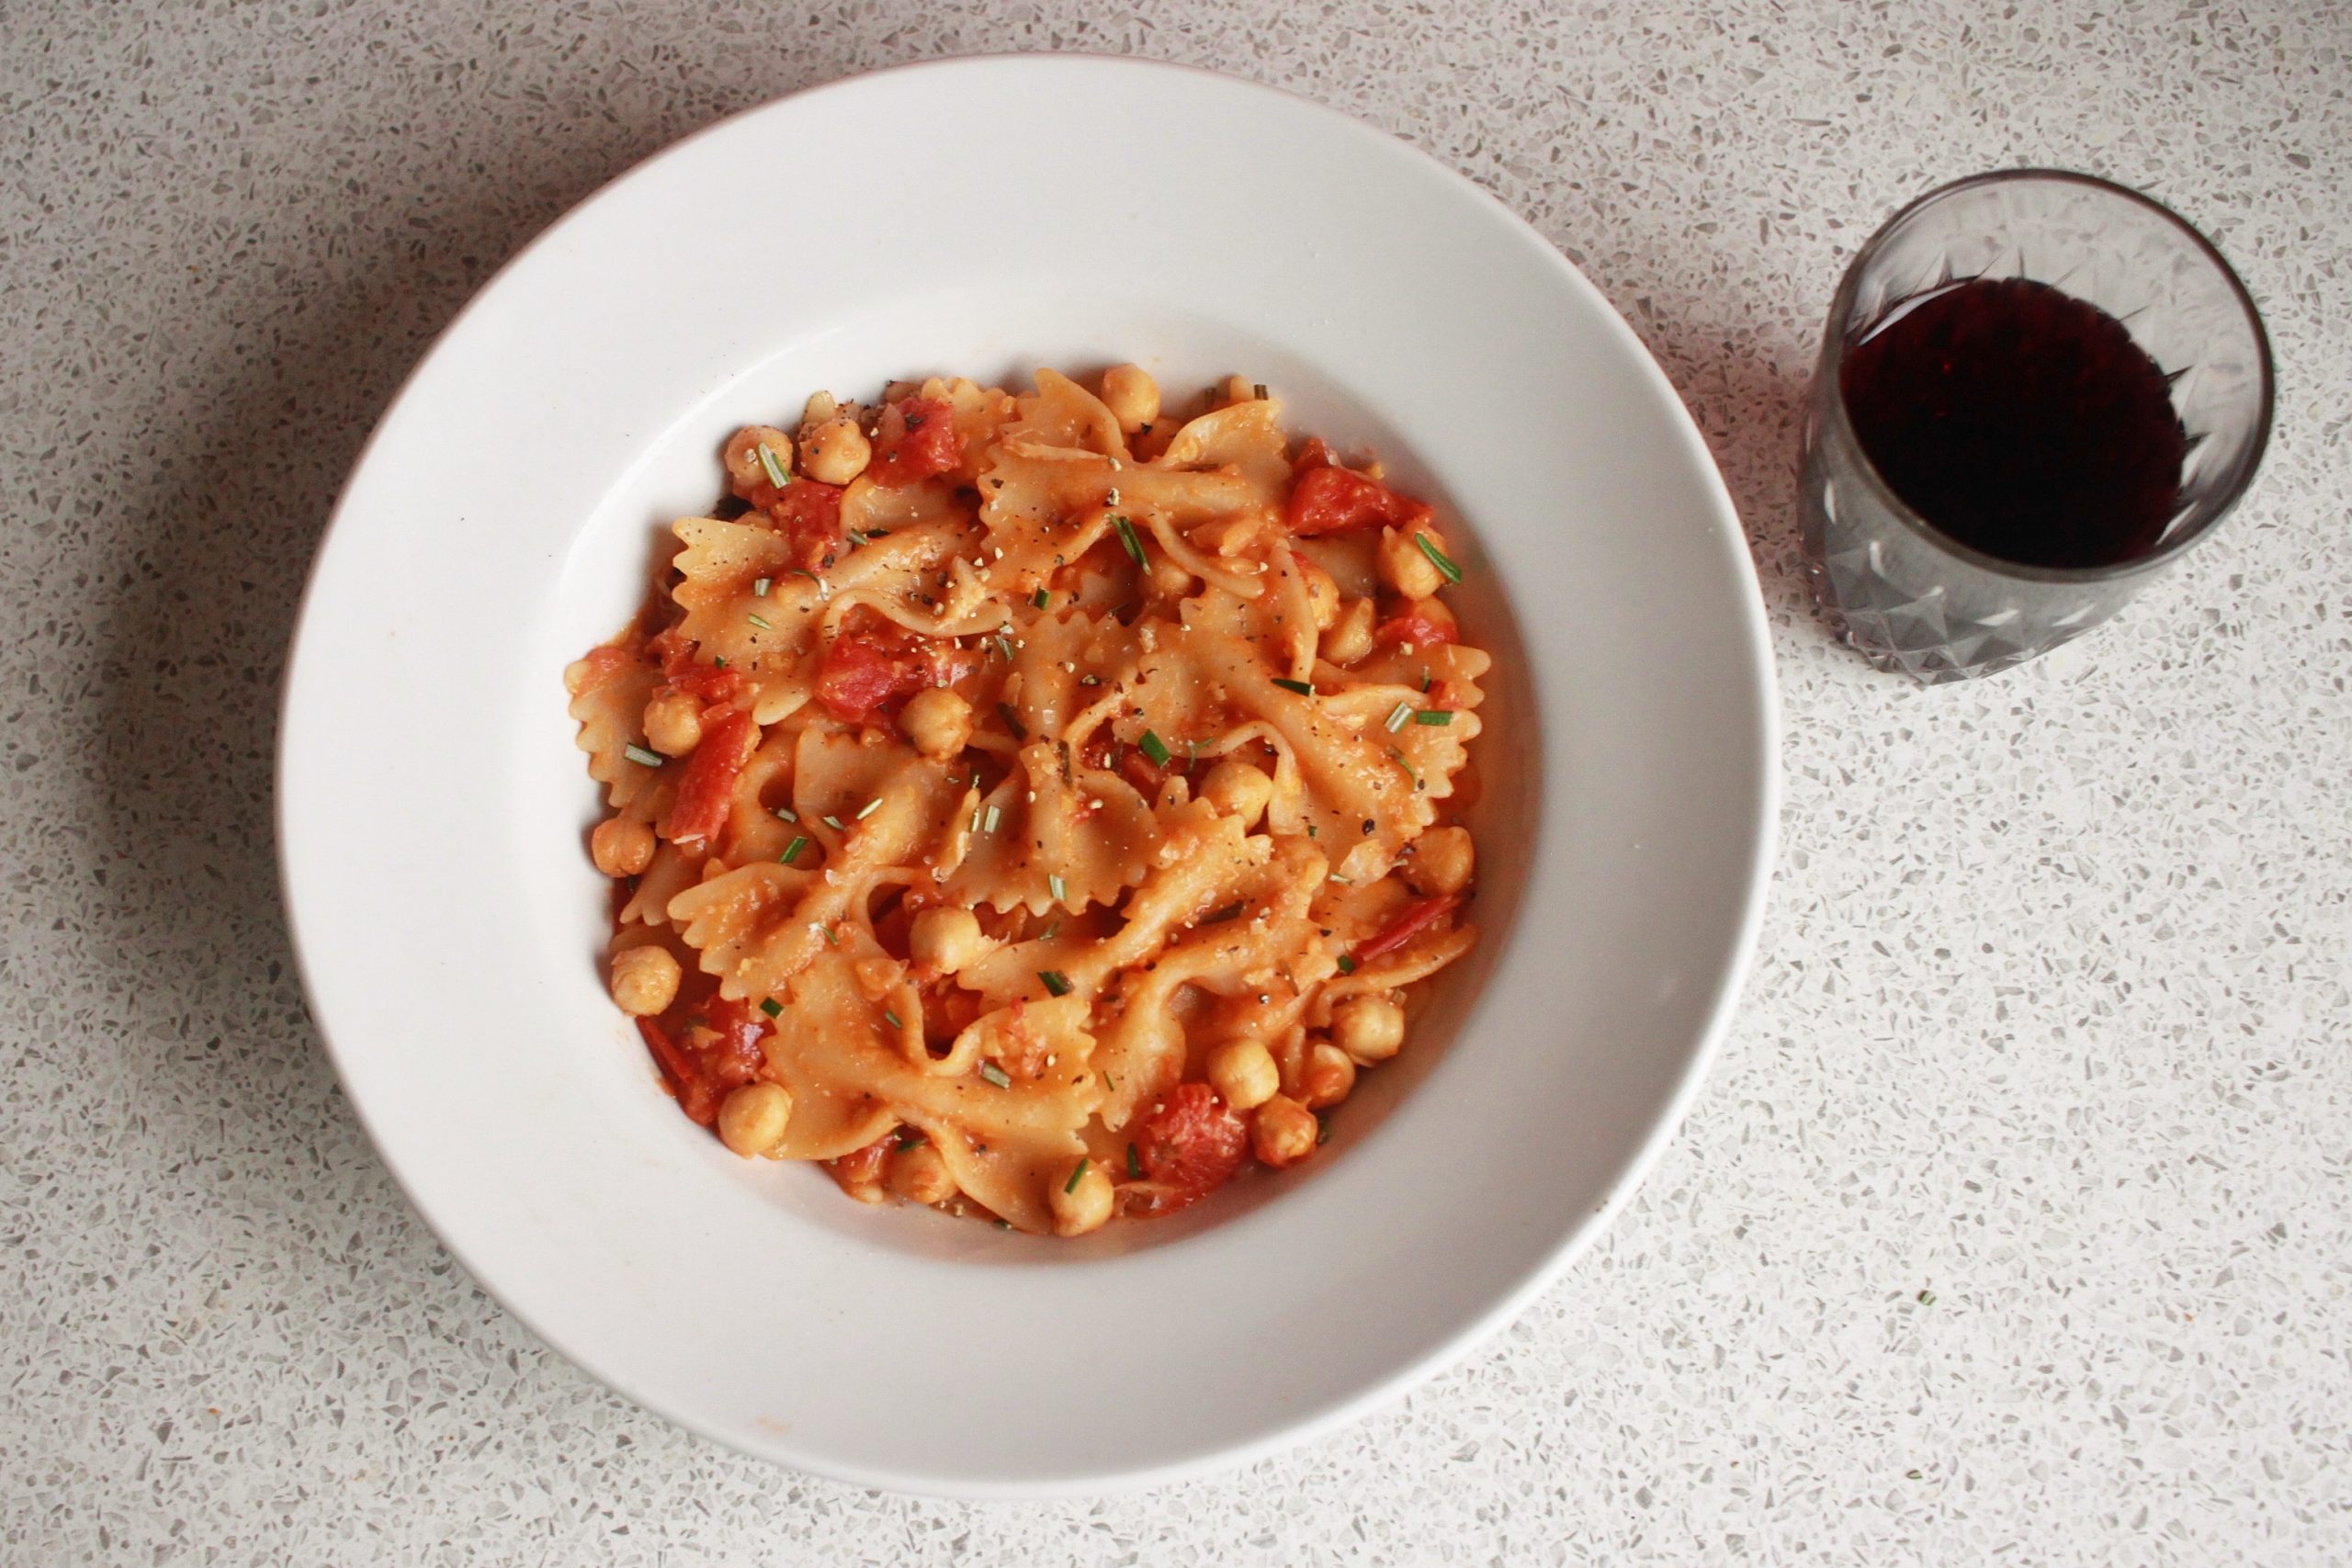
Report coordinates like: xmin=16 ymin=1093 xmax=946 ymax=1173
xmin=566 ymin=365 xmax=1487 ymax=1234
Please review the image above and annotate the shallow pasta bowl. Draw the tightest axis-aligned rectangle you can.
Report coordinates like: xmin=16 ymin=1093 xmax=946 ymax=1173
xmin=277 ymin=55 xmax=1776 ymax=1495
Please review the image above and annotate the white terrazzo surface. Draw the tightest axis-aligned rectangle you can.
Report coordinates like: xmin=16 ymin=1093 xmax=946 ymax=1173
xmin=5 ymin=2 xmax=2349 ymax=1562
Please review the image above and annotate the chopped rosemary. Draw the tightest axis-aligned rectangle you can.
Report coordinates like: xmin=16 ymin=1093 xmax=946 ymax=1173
xmin=1126 ymin=1142 xmax=1142 ymax=1179
xmin=1037 ymin=969 xmax=1073 ymax=997
xmin=779 ymin=835 xmax=808 ymax=864
xmin=1063 ymin=1157 xmax=1091 ymax=1195
xmin=759 ymin=997 xmax=784 ymax=1018
xmin=820 ymin=814 xmax=845 ymax=830
xmin=774 ymin=806 xmax=797 ymax=822
xmin=998 ymin=701 xmax=1027 ymax=741
xmin=845 ymin=528 xmax=869 ymax=547
xmin=1272 ymin=677 xmax=1315 ymax=696
xmin=855 ymin=795 xmax=882 ymax=819
xmin=884 ymin=1009 xmax=904 ymax=1031
xmin=978 ymin=1061 xmax=1012 ymax=1089
xmin=1031 ymin=587 xmax=1050 ymax=610
xmin=1415 ymin=532 xmax=1464 ymax=584
xmin=752 ymin=576 xmax=772 ymax=597
xmin=1413 ymin=709 xmax=1455 ymax=726
xmin=1138 ymin=730 xmax=1172 ymax=768
xmin=1337 ymin=954 xmax=1358 ymax=975
xmin=983 ymin=803 xmax=1001 ymax=834
xmin=712 ymin=656 xmax=727 ymax=669
xmin=756 ymin=443 xmax=790 ymax=489
xmin=1385 ymin=701 xmax=1413 ymax=733
xmin=896 ymin=1128 xmax=923 ymax=1151
xmin=1389 ymin=746 xmax=1420 ymax=785
xmin=1049 ymin=873 xmax=1068 ymax=903
xmin=995 ymin=633 xmax=1015 ymax=663
xmin=623 ymin=743 xmax=663 ymax=768
xmin=1080 ymin=673 xmax=1101 ymax=686
xmin=1057 ymin=739 xmax=1073 ymax=784
xmin=968 ymin=806 xmax=984 ymax=834
xmin=822 ymin=924 xmax=838 ymax=946
xmin=1041 ymin=921 xmax=1060 ymax=941
xmin=746 ymin=611 xmax=773 ymax=630
xmin=1112 ymin=513 xmax=1147 ymax=569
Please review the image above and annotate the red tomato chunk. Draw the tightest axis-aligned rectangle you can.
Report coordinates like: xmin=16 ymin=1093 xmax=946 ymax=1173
xmin=1286 ymin=463 xmax=1433 ymax=536
xmin=1356 ymin=893 xmax=1464 ymax=963
xmin=765 ymin=479 xmax=844 ymax=571
xmin=865 ymin=398 xmax=963 ymax=487
xmin=1374 ymin=604 xmax=1459 ymax=649
xmin=815 ymin=626 xmax=978 ymax=725
xmin=665 ymin=707 xmax=759 ymax=846
xmin=1133 ymin=1083 xmax=1250 ymax=1214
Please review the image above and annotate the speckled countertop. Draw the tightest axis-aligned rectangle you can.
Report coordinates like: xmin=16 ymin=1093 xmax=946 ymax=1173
xmin=5 ymin=2 xmax=2348 ymax=1562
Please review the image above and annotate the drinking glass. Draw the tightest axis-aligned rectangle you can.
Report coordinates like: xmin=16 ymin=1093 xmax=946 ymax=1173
xmin=1798 ymin=170 xmax=2273 ymax=682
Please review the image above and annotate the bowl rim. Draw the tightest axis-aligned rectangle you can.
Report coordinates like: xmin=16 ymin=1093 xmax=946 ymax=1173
xmin=275 ymin=52 xmax=1781 ymax=1496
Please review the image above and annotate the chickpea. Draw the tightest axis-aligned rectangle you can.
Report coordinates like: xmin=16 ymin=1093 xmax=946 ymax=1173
xmin=1377 ymin=525 xmax=1447 ymax=599
xmin=716 ymin=1080 xmax=793 ymax=1158
xmin=1050 ymin=1156 xmax=1114 ymax=1235
xmin=591 ymin=816 xmax=656 ymax=877
xmin=899 ymin=686 xmax=972 ymax=760
xmin=799 ymin=415 xmax=872 ymax=486
xmin=609 ymin=944 xmax=681 ymax=1017
xmin=641 ymin=690 xmax=704 ymax=757
xmin=723 ymin=425 xmax=796 ymax=491
xmin=1295 ymin=555 xmax=1340 ymax=632
xmin=1320 ymin=596 xmax=1376 ymax=666
xmin=1199 ymin=758 xmax=1272 ymax=829
xmin=910 ymin=907 xmax=985 ymax=976
xmin=1407 ymin=825 xmax=1476 ymax=897
xmin=1205 ymin=1038 xmax=1281 ymax=1111
xmin=1147 ymin=553 xmax=1193 ymax=597
xmin=889 ymin=1141 xmax=957 ymax=1205
xmin=1252 ymin=1094 xmax=1318 ymax=1168
xmin=1100 ymin=363 xmax=1161 ymax=433
xmin=1332 ymin=995 xmax=1406 ymax=1064
xmin=802 ymin=390 xmax=839 ymax=425
xmin=1301 ymin=1042 xmax=1357 ymax=1109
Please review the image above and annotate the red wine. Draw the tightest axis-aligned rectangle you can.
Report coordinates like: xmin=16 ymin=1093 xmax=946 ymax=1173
xmin=1839 ymin=276 xmax=2186 ymax=570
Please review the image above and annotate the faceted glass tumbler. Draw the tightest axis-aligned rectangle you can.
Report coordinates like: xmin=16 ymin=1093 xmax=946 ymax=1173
xmin=1799 ymin=170 xmax=2273 ymax=682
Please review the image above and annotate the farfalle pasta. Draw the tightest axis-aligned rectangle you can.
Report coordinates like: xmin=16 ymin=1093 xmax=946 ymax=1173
xmin=567 ymin=365 xmax=1488 ymax=1235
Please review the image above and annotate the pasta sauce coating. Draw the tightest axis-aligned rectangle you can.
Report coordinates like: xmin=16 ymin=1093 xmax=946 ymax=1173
xmin=566 ymin=365 xmax=1489 ymax=1234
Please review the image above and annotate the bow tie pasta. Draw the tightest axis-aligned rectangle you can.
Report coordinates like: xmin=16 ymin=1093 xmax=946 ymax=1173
xmin=567 ymin=366 xmax=1487 ymax=1235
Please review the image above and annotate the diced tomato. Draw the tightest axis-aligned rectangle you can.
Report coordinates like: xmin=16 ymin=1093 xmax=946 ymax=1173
xmin=654 ymin=635 xmax=748 ymax=705
xmin=865 ymin=397 xmax=963 ymax=487
xmin=1290 ymin=436 xmax=1334 ymax=474
xmin=1374 ymin=603 xmax=1460 ymax=649
xmin=665 ymin=707 xmax=760 ymax=846
xmin=814 ymin=635 xmax=904 ymax=725
xmin=700 ymin=996 xmax=772 ymax=1091
xmin=1080 ymin=730 xmax=1182 ymax=795
xmin=1132 ymin=1083 xmax=1250 ymax=1215
xmin=764 ymin=479 xmax=844 ymax=571
xmin=814 ymin=624 xmax=979 ymax=725
xmin=831 ymin=1134 xmax=893 ymax=1192
xmin=635 ymin=1018 xmax=717 ymax=1124
xmin=1355 ymin=893 xmax=1464 ymax=963
xmin=1423 ymin=678 xmax=1465 ymax=713
xmin=1286 ymin=463 xmax=1432 ymax=536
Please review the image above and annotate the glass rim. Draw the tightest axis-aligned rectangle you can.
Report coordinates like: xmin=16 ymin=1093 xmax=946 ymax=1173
xmin=1820 ymin=167 xmax=2278 ymax=585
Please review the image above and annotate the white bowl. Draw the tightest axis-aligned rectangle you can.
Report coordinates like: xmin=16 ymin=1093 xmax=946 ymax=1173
xmin=278 ymin=55 xmax=1776 ymax=1496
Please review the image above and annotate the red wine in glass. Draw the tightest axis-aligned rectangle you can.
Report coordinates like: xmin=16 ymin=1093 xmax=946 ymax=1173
xmin=1838 ymin=276 xmax=2187 ymax=570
